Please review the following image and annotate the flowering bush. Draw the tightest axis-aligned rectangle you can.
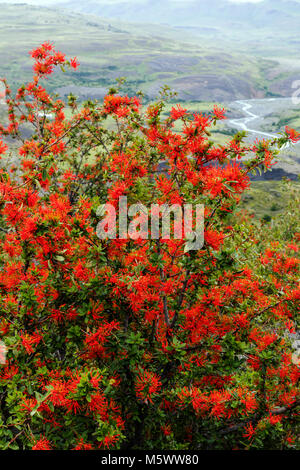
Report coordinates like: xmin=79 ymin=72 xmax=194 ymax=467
xmin=0 ymin=43 xmax=298 ymax=450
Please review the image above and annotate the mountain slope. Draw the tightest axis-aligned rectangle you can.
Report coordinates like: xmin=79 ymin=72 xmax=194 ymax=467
xmin=0 ymin=3 xmax=274 ymax=102
xmin=57 ymin=0 xmax=300 ymax=30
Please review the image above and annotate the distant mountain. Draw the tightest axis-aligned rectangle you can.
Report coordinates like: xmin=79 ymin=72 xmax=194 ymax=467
xmin=0 ymin=1 xmax=298 ymax=103
xmin=56 ymin=0 xmax=300 ymax=30
xmin=0 ymin=3 xmax=274 ymax=102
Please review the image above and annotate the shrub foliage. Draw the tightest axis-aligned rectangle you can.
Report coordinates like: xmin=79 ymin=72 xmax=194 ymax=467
xmin=0 ymin=43 xmax=298 ymax=450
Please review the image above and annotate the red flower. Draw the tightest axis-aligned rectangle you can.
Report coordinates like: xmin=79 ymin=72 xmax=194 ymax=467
xmin=135 ymin=370 xmax=161 ymax=403
xmin=243 ymin=423 xmax=256 ymax=440
xmin=212 ymin=105 xmax=226 ymax=120
xmin=204 ymin=230 xmax=224 ymax=250
xmin=170 ymin=104 xmax=187 ymax=121
xmin=70 ymin=57 xmax=79 ymax=69
xmin=20 ymin=331 xmax=42 ymax=354
xmin=100 ymin=434 xmax=120 ymax=449
xmin=0 ymin=140 xmax=8 ymax=156
xmin=32 ymin=437 xmax=52 ymax=450
xmin=285 ymin=126 xmax=300 ymax=143
xmin=73 ymin=439 xmax=93 ymax=450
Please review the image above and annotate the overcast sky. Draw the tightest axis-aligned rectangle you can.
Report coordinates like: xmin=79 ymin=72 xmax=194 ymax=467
xmin=0 ymin=0 xmax=267 ymax=4
xmin=3 ymin=0 xmax=299 ymax=7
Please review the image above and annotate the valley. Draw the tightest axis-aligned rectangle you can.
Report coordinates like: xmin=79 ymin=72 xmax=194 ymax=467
xmin=0 ymin=3 xmax=297 ymax=102
xmin=0 ymin=1 xmax=299 ymax=188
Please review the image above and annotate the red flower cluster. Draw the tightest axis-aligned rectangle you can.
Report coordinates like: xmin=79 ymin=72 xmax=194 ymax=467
xmin=135 ymin=370 xmax=162 ymax=403
xmin=30 ymin=42 xmax=78 ymax=77
xmin=0 ymin=43 xmax=298 ymax=451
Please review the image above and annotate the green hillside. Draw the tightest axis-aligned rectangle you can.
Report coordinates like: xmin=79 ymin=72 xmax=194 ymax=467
xmin=0 ymin=3 xmax=277 ymax=102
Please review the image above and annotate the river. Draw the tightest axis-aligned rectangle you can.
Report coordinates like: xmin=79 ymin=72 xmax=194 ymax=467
xmin=228 ymin=97 xmax=300 ymax=150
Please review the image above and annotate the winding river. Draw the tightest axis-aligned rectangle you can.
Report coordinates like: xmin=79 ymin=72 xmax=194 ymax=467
xmin=228 ymin=98 xmax=297 ymax=150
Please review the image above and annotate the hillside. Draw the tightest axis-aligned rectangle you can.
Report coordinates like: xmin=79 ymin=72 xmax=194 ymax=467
xmin=57 ymin=0 xmax=300 ymax=30
xmin=56 ymin=1 xmax=300 ymax=68
xmin=0 ymin=3 xmax=276 ymax=102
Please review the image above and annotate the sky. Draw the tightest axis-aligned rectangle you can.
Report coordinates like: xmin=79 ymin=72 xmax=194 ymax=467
xmin=0 ymin=0 xmax=266 ymax=4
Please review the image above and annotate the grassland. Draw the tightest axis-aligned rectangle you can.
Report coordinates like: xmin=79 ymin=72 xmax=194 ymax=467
xmin=240 ymin=181 xmax=300 ymax=221
xmin=0 ymin=3 xmax=279 ymax=104
xmin=0 ymin=3 xmax=299 ymax=183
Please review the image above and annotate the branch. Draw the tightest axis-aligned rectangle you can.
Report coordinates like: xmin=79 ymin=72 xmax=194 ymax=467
xmin=155 ymin=240 xmax=170 ymax=328
xmin=171 ymin=269 xmax=190 ymax=329
xmin=220 ymin=399 xmax=300 ymax=435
